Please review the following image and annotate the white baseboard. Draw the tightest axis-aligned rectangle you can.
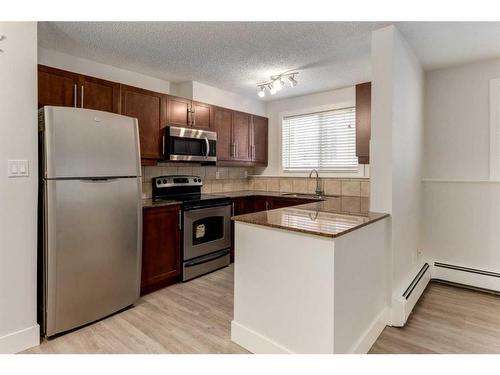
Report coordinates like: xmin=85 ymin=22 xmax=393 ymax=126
xmin=348 ymin=308 xmax=389 ymax=354
xmin=0 ymin=324 xmax=40 ymax=354
xmin=231 ymin=320 xmax=294 ymax=354
xmin=432 ymin=262 xmax=500 ymax=292
xmin=391 ymin=262 xmax=431 ymax=327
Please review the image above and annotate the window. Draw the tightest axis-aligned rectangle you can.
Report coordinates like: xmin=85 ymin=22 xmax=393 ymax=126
xmin=282 ymin=107 xmax=358 ymax=172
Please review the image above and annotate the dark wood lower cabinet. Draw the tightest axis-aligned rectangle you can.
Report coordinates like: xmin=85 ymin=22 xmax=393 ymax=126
xmin=253 ymin=196 xmax=269 ymax=212
xmin=268 ymin=197 xmax=316 ymax=209
xmin=141 ymin=205 xmax=182 ymax=295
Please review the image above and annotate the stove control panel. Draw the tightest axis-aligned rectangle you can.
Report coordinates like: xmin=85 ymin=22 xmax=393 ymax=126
xmin=153 ymin=175 xmax=203 ymax=188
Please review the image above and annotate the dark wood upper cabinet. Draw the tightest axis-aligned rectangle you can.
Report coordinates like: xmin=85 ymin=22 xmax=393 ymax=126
xmin=167 ymin=95 xmax=191 ymax=127
xmin=191 ymin=101 xmax=212 ymax=130
xmin=80 ymin=75 xmax=120 ymax=113
xmin=213 ymin=107 xmax=233 ymax=162
xmin=37 ymin=65 xmax=268 ymax=166
xmin=141 ymin=205 xmax=182 ymax=295
xmin=38 ymin=65 xmax=120 ymax=113
xmin=38 ymin=65 xmax=80 ymax=109
xmin=356 ymin=82 xmax=371 ymax=164
xmin=232 ymin=111 xmax=251 ymax=161
xmin=251 ymin=115 xmax=268 ymax=165
xmin=121 ymin=85 xmax=166 ymax=160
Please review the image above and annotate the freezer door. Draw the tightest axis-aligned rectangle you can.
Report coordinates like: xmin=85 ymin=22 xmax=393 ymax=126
xmin=42 ymin=106 xmax=141 ymax=179
xmin=44 ymin=177 xmax=142 ymax=336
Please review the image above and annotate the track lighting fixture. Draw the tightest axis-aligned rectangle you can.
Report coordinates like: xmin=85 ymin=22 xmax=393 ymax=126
xmin=288 ymin=75 xmax=298 ymax=87
xmin=269 ymin=83 xmax=277 ymax=95
xmin=256 ymin=71 xmax=299 ymax=98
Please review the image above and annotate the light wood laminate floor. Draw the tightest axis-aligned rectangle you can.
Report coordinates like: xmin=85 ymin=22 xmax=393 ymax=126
xmin=25 ymin=265 xmax=248 ymax=354
xmin=24 ymin=265 xmax=500 ymax=354
xmin=370 ymin=281 xmax=500 ymax=353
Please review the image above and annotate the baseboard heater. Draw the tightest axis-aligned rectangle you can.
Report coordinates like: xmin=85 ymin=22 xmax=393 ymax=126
xmin=391 ymin=262 xmax=431 ymax=326
xmin=433 ymin=262 xmax=500 ymax=294
xmin=402 ymin=263 xmax=430 ymax=300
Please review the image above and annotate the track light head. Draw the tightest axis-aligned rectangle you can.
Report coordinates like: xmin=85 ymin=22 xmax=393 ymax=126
xmin=275 ymin=78 xmax=285 ymax=91
xmin=256 ymin=71 xmax=298 ymax=97
xmin=269 ymin=83 xmax=277 ymax=95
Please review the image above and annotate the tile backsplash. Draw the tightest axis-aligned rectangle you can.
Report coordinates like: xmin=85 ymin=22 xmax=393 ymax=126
xmin=141 ymin=162 xmax=254 ymax=198
xmin=142 ymin=164 xmax=369 ymax=199
xmin=248 ymin=176 xmax=369 ymax=197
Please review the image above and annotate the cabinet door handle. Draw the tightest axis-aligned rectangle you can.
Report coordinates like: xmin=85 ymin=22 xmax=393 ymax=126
xmin=178 ymin=210 xmax=182 ymax=230
xmin=192 ymin=107 xmax=196 ymax=127
xmin=73 ymin=84 xmax=77 ymax=107
xmin=235 ymin=143 xmax=238 ymax=158
xmin=231 ymin=202 xmax=235 ymax=215
xmin=81 ymin=85 xmax=84 ymax=108
xmin=162 ymin=134 xmax=165 ymax=156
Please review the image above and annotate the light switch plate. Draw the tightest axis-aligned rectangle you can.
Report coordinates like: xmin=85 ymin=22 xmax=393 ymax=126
xmin=8 ymin=160 xmax=29 ymax=177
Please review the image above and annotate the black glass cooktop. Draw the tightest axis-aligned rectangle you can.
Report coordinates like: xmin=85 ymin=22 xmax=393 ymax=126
xmin=153 ymin=193 xmax=231 ymax=210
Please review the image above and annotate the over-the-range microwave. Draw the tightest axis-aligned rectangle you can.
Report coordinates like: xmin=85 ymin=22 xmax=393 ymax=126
xmin=163 ymin=126 xmax=217 ymax=164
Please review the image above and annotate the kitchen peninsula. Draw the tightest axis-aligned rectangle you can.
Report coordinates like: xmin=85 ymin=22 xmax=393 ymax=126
xmin=231 ymin=198 xmax=390 ymax=354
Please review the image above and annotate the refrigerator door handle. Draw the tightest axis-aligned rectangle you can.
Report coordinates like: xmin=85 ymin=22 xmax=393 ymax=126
xmin=79 ymin=178 xmax=118 ymax=183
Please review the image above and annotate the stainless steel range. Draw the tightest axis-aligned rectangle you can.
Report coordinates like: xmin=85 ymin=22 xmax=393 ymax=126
xmin=152 ymin=175 xmax=231 ymax=281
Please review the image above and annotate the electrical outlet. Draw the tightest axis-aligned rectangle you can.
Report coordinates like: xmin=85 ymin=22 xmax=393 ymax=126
xmin=216 ymin=171 xmax=221 ymax=180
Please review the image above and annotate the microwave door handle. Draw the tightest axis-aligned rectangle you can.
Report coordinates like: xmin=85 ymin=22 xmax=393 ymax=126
xmin=205 ymin=137 xmax=210 ymax=158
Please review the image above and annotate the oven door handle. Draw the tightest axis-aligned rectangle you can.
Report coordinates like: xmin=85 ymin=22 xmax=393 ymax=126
xmin=205 ymin=136 xmax=210 ymax=158
xmin=184 ymin=250 xmax=230 ymax=268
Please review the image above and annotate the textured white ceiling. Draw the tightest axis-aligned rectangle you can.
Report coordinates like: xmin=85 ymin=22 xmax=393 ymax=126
xmin=38 ymin=22 xmax=500 ymax=102
xmin=38 ymin=22 xmax=387 ymax=101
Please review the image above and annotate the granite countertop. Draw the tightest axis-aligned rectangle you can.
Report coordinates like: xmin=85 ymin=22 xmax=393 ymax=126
xmin=231 ymin=197 xmax=389 ymax=239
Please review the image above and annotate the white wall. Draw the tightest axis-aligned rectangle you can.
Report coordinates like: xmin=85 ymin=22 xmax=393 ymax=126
xmin=371 ymin=26 xmax=424 ymax=296
xmin=0 ymin=22 xmax=40 ymax=353
xmin=258 ymin=86 xmax=369 ymax=178
xmin=424 ymin=58 xmax=500 ymax=180
xmin=192 ymin=81 xmax=266 ymax=116
xmin=422 ymin=58 xmax=500 ymax=272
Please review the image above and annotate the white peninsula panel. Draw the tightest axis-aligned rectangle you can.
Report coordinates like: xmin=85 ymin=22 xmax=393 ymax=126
xmin=231 ymin=211 xmax=390 ymax=354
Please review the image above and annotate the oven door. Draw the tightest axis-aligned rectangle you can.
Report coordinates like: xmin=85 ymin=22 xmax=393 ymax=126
xmin=183 ymin=204 xmax=231 ymax=260
xmin=166 ymin=126 xmax=217 ymax=162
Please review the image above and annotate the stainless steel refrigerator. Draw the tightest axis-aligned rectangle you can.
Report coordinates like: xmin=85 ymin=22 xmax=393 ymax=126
xmin=38 ymin=106 xmax=142 ymax=337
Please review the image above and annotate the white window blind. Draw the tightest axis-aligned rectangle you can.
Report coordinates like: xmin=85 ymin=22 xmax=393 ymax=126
xmin=282 ymin=107 xmax=358 ymax=172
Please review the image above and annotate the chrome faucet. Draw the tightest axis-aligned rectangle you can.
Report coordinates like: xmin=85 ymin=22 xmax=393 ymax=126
xmin=308 ymin=169 xmax=323 ymax=196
